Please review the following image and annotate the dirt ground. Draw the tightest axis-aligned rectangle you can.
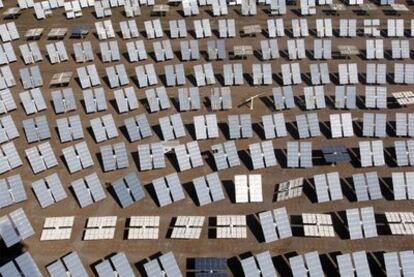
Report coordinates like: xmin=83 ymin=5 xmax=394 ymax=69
xmin=1 ymin=1 xmax=414 ymax=276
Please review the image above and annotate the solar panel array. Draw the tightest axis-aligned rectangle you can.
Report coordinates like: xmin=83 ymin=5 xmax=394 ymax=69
xmin=1 ymin=0 xmax=414 ymax=274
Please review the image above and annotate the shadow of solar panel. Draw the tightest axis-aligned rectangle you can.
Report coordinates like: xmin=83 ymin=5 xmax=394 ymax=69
xmin=112 ymin=172 xmax=145 ymax=208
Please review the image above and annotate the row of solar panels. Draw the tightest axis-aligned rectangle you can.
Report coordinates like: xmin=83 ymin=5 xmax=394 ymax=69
xmin=1 ymin=206 xmax=412 ymax=249
xmin=0 ymin=251 xmax=182 ymax=277
xmin=3 ymin=16 xmax=414 ymax=44
xmin=15 ymin=0 xmax=414 ymax=20
xmin=4 ymin=211 xmax=412 ymax=241
xmin=2 ymin=248 xmax=414 ymax=277
xmin=2 ymin=86 xmax=411 ymax=122
xmin=4 ymin=38 xmax=414 ymax=69
xmin=1 ymin=162 xmax=413 ymax=209
xmin=2 ymin=64 xmax=414 ymax=96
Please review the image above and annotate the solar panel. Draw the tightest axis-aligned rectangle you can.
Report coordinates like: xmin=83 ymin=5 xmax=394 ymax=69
xmin=112 ymin=172 xmax=145 ymax=208
xmin=145 ymin=86 xmax=170 ymax=112
xmin=128 ymin=216 xmax=160 ymax=240
xmin=25 ymin=142 xmax=58 ymax=174
xmin=171 ymin=216 xmax=205 ymax=239
xmin=330 ymin=113 xmax=354 ymax=138
xmin=84 ymin=216 xmax=117 ymax=240
xmin=100 ymin=142 xmax=129 ymax=172
xmin=0 ymin=252 xmax=41 ymax=277
xmin=152 ymin=173 xmax=185 ymax=207
xmin=276 ymin=177 xmax=304 ymax=201
xmin=120 ymin=20 xmax=139 ymax=39
xmin=249 ymin=141 xmax=277 ymax=170
xmin=193 ymin=172 xmax=225 ymax=206
xmin=337 ymin=251 xmax=371 ymax=277
xmin=227 ymin=114 xmax=252 ymax=139
xmin=384 ymin=251 xmax=414 ymax=277
xmin=32 ymin=173 xmax=67 ymax=208
xmin=302 ymin=213 xmax=335 ymax=237
xmin=259 ymin=207 xmax=292 ymax=243
xmin=178 ymin=87 xmax=200 ymax=111
xmin=352 ymin=171 xmax=382 ymax=201
xmin=241 ymin=251 xmax=276 ymax=277
xmin=0 ymin=115 xmax=19 ymax=144
xmin=90 ymin=114 xmax=118 ymax=143
xmin=19 ymin=88 xmax=46 ymax=115
xmin=359 ymin=140 xmax=385 ymax=167
xmin=71 ymin=173 xmax=106 ymax=208
xmin=313 ymin=172 xmax=343 ymax=203
xmin=272 ymin=86 xmax=295 ymax=110
xmin=0 ymin=66 xmax=15 ymax=90
xmin=137 ymin=142 xmax=166 ymax=171
xmin=47 ymin=252 xmax=88 ymax=277
xmin=56 ymin=115 xmax=84 ymax=143
xmin=144 ymin=252 xmax=183 ymax=277
xmin=0 ymin=208 xmax=34 ymax=247
xmin=392 ymin=172 xmax=414 ymax=200
xmin=124 ymin=114 xmax=152 ymax=142
xmin=346 ymin=207 xmax=378 ymax=240
xmin=0 ymin=89 xmax=16 ymax=113
xmin=290 ymin=252 xmax=323 ymax=277
xmin=0 ymin=175 xmax=26 ymax=208
xmin=95 ymin=252 xmax=134 ymax=277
